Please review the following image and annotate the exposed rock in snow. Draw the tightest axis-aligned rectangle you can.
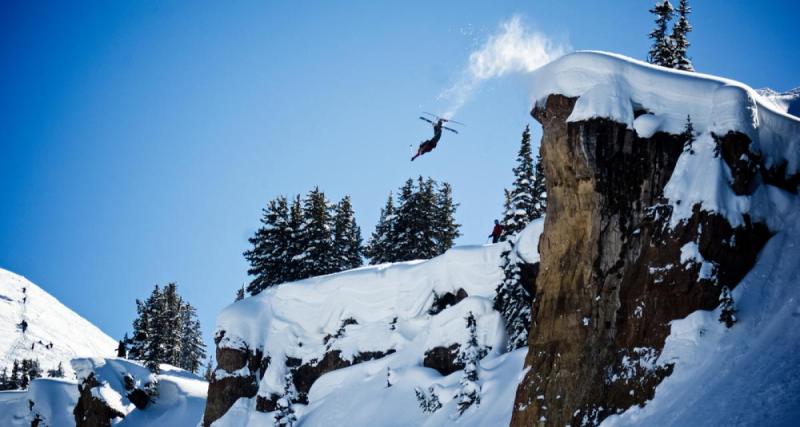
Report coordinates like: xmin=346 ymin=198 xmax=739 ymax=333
xmin=0 ymin=268 xmax=118 ymax=378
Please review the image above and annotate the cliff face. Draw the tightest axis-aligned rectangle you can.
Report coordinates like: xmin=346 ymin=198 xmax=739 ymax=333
xmin=510 ymin=95 xmax=772 ymax=426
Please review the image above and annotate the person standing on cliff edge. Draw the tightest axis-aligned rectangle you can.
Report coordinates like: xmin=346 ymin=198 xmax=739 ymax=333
xmin=489 ymin=219 xmax=504 ymax=243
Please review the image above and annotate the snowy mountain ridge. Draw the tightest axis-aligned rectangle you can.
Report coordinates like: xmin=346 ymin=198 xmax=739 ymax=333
xmin=0 ymin=268 xmax=118 ymax=378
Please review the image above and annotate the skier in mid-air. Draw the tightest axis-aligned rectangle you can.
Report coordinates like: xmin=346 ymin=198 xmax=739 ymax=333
xmin=411 ymin=113 xmax=462 ymax=161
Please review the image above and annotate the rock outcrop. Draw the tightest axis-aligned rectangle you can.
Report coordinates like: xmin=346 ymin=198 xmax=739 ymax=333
xmin=510 ymin=95 xmax=772 ymax=426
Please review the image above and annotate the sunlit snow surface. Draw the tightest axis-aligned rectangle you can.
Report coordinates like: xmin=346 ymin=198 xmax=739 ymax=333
xmin=0 ymin=268 xmax=118 ymax=378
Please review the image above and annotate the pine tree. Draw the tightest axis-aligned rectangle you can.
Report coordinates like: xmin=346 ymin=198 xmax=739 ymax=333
xmin=128 ymin=283 xmax=205 ymax=373
xmin=332 ymin=195 xmax=363 ymax=272
xmin=494 ymin=243 xmax=532 ymax=351
xmin=365 ymin=193 xmax=397 ymax=264
xmin=275 ymin=371 xmax=298 ymax=426
xmin=719 ymin=286 xmax=736 ymax=328
xmin=244 ymin=197 xmax=294 ymax=296
xmin=178 ymin=303 xmax=206 ymax=373
xmin=117 ymin=334 xmax=128 ymax=358
xmin=648 ymin=0 xmax=675 ymax=67
xmin=670 ymin=0 xmax=693 ymax=71
xmin=47 ymin=362 xmax=65 ymax=378
xmin=531 ymin=151 xmax=547 ymax=218
xmin=10 ymin=360 xmax=20 ymax=390
xmin=0 ymin=367 xmax=8 ymax=391
xmin=285 ymin=195 xmax=305 ymax=282
xmin=501 ymin=125 xmax=538 ymax=240
xmin=204 ymin=357 xmax=215 ymax=382
xmin=456 ymin=312 xmax=483 ymax=415
xmin=294 ymin=187 xmax=338 ymax=279
xmin=235 ymin=286 xmax=245 ymax=302
xmin=160 ymin=283 xmax=184 ymax=368
xmin=434 ymin=182 xmax=461 ymax=255
xmin=682 ymin=115 xmax=696 ymax=154
xmin=394 ymin=177 xmax=439 ymax=261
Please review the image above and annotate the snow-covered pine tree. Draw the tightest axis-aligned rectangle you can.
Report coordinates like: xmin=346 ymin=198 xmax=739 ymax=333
xmin=531 ymin=150 xmax=547 ymax=218
xmin=178 ymin=302 xmax=206 ymax=373
xmin=414 ymin=386 xmax=443 ymax=413
xmin=160 ymin=283 xmax=184 ymax=368
xmin=332 ymin=195 xmax=363 ymax=272
xmin=670 ymin=0 xmax=693 ymax=71
xmin=130 ymin=285 xmax=166 ymax=372
xmin=365 ymin=192 xmax=397 ymax=264
xmin=682 ymin=114 xmax=696 ymax=154
xmin=434 ymin=182 xmax=461 ymax=255
xmin=235 ymin=286 xmax=245 ymax=301
xmin=244 ymin=196 xmax=293 ymax=296
xmin=501 ymin=125 xmax=537 ymax=240
xmin=286 ymin=195 xmax=304 ymax=282
xmin=295 ymin=187 xmax=338 ymax=279
xmin=648 ymin=0 xmax=675 ymax=67
xmin=275 ymin=371 xmax=298 ymax=426
xmin=719 ymin=286 xmax=736 ymax=328
xmin=456 ymin=312 xmax=483 ymax=415
xmin=392 ymin=178 xmax=418 ymax=262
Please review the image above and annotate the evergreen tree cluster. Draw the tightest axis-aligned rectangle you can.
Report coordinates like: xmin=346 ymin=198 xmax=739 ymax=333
xmin=244 ymin=188 xmax=363 ymax=296
xmin=647 ymin=0 xmax=694 ymax=71
xmin=0 ymin=358 xmax=51 ymax=390
xmin=366 ymin=177 xmax=461 ymax=264
xmin=274 ymin=371 xmax=298 ymax=426
xmin=495 ymin=124 xmax=546 ymax=350
xmin=500 ymin=125 xmax=546 ymax=241
xmin=128 ymin=283 xmax=206 ymax=374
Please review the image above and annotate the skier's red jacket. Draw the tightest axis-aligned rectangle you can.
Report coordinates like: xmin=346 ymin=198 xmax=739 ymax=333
xmin=491 ymin=223 xmax=503 ymax=238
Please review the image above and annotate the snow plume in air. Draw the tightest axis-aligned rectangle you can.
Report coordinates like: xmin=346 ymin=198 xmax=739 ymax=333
xmin=440 ymin=15 xmax=568 ymax=117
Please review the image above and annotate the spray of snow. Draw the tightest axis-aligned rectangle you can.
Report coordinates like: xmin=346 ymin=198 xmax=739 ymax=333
xmin=439 ymin=16 xmax=568 ymax=117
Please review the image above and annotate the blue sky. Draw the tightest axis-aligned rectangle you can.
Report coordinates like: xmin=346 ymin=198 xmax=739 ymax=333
xmin=1 ymin=0 xmax=797 ymax=353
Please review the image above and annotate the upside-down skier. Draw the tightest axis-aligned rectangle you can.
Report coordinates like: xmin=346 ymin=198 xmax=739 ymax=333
xmin=411 ymin=113 xmax=462 ymax=161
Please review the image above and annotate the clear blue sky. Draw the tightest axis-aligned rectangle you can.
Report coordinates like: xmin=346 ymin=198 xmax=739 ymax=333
xmin=1 ymin=0 xmax=797 ymax=353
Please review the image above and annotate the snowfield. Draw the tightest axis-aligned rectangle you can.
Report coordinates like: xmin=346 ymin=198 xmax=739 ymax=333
xmin=0 ymin=268 xmax=118 ymax=378
xmin=212 ymin=220 xmax=546 ymax=426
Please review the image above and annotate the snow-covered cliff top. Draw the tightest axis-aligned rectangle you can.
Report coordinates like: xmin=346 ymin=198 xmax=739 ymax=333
xmin=531 ymin=51 xmax=800 ymax=231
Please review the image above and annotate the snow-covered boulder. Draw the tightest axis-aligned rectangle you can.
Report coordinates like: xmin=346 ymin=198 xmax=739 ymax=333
xmin=72 ymin=358 xmax=207 ymax=427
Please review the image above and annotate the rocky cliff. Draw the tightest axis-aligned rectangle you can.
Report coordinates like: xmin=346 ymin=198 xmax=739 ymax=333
xmin=510 ymin=94 xmax=772 ymax=426
xmin=510 ymin=51 xmax=800 ymax=427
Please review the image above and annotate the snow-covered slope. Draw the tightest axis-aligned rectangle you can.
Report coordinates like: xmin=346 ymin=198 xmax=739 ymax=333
xmin=0 ymin=268 xmax=118 ymax=377
xmin=208 ymin=221 xmax=544 ymax=426
xmin=757 ymin=87 xmax=800 ymax=118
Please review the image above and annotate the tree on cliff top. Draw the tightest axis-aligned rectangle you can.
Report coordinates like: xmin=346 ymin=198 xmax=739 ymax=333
xmin=648 ymin=0 xmax=675 ymax=67
xmin=671 ymin=0 xmax=693 ymax=71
